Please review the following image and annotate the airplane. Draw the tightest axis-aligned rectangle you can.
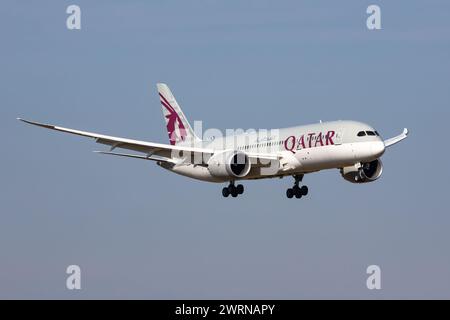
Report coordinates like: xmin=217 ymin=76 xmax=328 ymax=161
xmin=18 ymin=83 xmax=409 ymax=199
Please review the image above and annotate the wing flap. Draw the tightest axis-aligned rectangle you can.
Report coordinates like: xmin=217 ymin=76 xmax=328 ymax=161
xmin=93 ymin=151 xmax=178 ymax=163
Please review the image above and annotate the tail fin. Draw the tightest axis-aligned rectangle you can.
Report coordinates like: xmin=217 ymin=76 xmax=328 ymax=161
xmin=157 ymin=83 xmax=200 ymax=146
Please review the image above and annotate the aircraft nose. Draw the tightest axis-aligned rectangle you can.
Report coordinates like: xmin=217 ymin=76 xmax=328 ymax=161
xmin=372 ymin=140 xmax=385 ymax=158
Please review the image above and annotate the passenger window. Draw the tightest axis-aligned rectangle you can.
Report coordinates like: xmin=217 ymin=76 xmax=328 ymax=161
xmin=357 ymin=131 xmax=366 ymax=137
xmin=366 ymin=131 xmax=376 ymax=136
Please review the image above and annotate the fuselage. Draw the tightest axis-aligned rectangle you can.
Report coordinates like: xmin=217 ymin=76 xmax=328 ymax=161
xmin=160 ymin=120 xmax=386 ymax=182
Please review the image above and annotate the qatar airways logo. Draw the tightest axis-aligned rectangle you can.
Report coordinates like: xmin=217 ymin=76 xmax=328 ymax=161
xmin=159 ymin=93 xmax=187 ymax=145
xmin=284 ymin=131 xmax=336 ymax=153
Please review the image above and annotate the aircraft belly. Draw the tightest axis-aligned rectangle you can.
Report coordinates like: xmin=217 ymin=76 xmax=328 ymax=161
xmin=158 ymin=142 xmax=368 ymax=183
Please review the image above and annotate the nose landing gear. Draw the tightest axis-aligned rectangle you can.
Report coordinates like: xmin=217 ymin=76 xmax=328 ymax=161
xmin=286 ymin=174 xmax=309 ymax=199
xmin=222 ymin=182 xmax=244 ymax=198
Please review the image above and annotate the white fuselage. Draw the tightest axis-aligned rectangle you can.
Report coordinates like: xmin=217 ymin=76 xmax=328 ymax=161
xmin=160 ymin=120 xmax=386 ymax=182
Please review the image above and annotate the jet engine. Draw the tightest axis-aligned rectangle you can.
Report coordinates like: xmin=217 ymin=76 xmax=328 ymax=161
xmin=341 ymin=159 xmax=383 ymax=183
xmin=207 ymin=150 xmax=251 ymax=179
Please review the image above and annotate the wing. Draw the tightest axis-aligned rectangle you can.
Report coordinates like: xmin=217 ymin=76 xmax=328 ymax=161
xmin=18 ymin=118 xmax=214 ymax=162
xmin=18 ymin=118 xmax=279 ymax=167
xmin=384 ymin=128 xmax=409 ymax=147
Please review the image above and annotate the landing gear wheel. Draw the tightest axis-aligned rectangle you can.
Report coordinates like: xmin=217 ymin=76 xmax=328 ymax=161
xmin=222 ymin=182 xmax=245 ymax=198
xmin=228 ymin=185 xmax=238 ymax=198
xmin=300 ymin=185 xmax=308 ymax=196
xmin=286 ymin=188 xmax=294 ymax=199
xmin=293 ymin=186 xmax=302 ymax=198
xmin=286 ymin=174 xmax=308 ymax=199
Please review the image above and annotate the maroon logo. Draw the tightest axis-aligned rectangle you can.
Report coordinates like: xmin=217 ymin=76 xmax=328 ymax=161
xmin=159 ymin=93 xmax=187 ymax=145
xmin=285 ymin=131 xmax=335 ymax=153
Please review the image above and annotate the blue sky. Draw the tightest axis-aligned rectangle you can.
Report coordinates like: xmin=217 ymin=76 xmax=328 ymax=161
xmin=1 ymin=0 xmax=449 ymax=298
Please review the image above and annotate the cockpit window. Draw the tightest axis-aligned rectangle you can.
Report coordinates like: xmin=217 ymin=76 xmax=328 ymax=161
xmin=366 ymin=131 xmax=376 ymax=136
xmin=357 ymin=131 xmax=366 ymax=137
xmin=375 ymin=131 xmax=380 ymax=136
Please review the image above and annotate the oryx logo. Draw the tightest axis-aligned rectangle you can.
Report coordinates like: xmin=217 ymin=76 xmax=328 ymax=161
xmin=159 ymin=93 xmax=187 ymax=145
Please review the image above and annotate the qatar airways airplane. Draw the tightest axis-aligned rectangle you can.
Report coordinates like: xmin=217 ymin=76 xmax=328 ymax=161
xmin=19 ymin=83 xmax=408 ymax=199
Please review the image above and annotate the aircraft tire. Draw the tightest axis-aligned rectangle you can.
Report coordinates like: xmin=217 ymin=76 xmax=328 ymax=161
xmin=286 ymin=188 xmax=294 ymax=199
xmin=301 ymin=185 xmax=308 ymax=196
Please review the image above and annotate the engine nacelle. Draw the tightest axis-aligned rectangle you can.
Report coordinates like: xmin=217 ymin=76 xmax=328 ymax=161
xmin=341 ymin=159 xmax=383 ymax=183
xmin=207 ymin=150 xmax=251 ymax=179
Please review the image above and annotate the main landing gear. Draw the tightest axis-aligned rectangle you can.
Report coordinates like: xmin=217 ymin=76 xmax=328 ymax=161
xmin=286 ymin=174 xmax=309 ymax=199
xmin=222 ymin=182 xmax=244 ymax=198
